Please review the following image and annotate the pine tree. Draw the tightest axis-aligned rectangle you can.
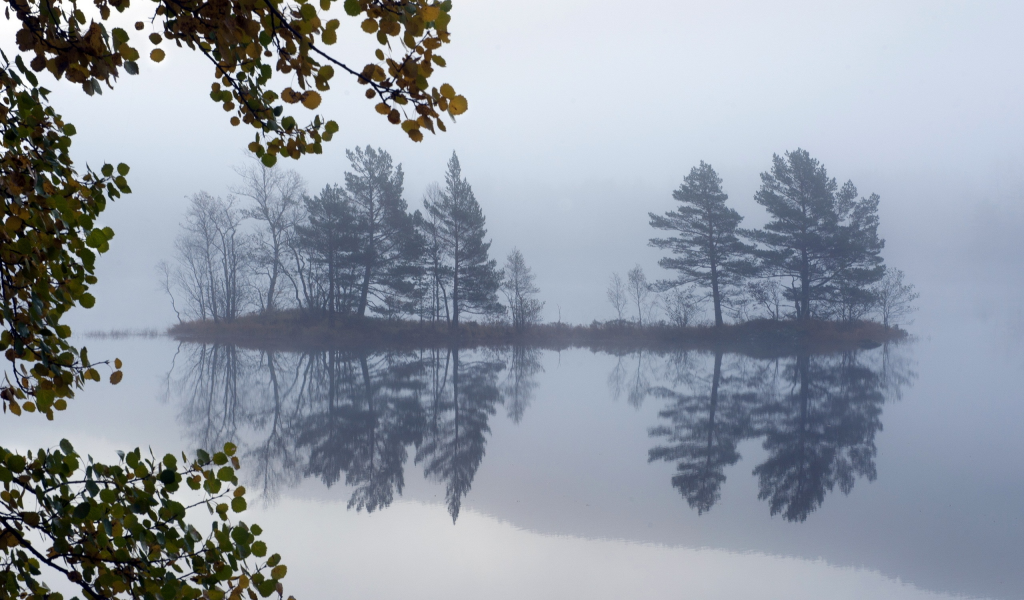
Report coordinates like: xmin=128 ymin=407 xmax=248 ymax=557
xmin=294 ymin=185 xmax=358 ymax=319
xmin=745 ymin=149 xmax=884 ymax=321
xmin=649 ymin=161 xmax=751 ymax=326
xmin=340 ymin=146 xmax=423 ymax=317
xmin=424 ymin=152 xmax=502 ymax=327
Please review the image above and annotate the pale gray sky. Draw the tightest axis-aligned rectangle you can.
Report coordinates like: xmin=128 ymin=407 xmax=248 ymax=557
xmin=11 ymin=0 xmax=1020 ymax=329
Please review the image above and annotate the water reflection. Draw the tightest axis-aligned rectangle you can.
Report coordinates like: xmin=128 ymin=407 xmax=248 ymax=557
xmin=647 ymin=352 xmax=757 ymax=514
xmin=171 ymin=346 xmax=531 ymax=520
xmin=167 ymin=342 xmax=913 ymax=522
xmin=646 ymin=343 xmax=915 ymax=521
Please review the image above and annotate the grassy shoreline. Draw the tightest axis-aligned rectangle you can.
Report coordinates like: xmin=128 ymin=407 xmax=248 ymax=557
xmin=167 ymin=311 xmax=908 ymax=357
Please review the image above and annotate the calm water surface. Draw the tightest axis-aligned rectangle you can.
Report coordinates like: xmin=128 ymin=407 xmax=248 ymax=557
xmin=4 ymin=289 xmax=1024 ymax=600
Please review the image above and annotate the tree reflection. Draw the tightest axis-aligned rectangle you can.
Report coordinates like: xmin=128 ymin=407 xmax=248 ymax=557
xmin=753 ymin=351 xmax=888 ymax=521
xmin=169 ymin=340 xmax=913 ymax=523
xmin=415 ymin=348 xmax=505 ymax=522
xmin=501 ymin=346 xmax=544 ymax=423
xmin=169 ymin=344 xmax=523 ymax=520
xmin=648 ymin=352 xmax=755 ymax=514
xmin=645 ymin=347 xmax=913 ymax=521
xmin=294 ymin=352 xmax=425 ymax=512
xmin=607 ymin=350 xmax=653 ymax=408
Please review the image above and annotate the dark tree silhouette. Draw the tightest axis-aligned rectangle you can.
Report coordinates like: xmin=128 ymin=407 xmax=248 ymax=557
xmin=423 ymin=152 xmax=503 ymax=327
xmin=340 ymin=146 xmax=424 ymax=317
xmin=294 ymin=185 xmax=359 ymax=319
xmin=650 ymin=162 xmax=751 ymax=326
xmin=745 ymin=149 xmax=884 ymax=320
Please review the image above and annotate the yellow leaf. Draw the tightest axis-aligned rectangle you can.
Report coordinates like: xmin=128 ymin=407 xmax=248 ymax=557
xmin=361 ymin=19 xmax=378 ymax=33
xmin=114 ymin=358 xmax=122 ymax=369
xmin=421 ymin=6 xmax=440 ymax=21
xmin=449 ymin=95 xmax=468 ymax=115
xmin=301 ymin=91 xmax=322 ymax=109
xmin=150 ymin=48 xmax=165 ymax=63
xmin=374 ymin=103 xmax=390 ymax=115
xmin=439 ymin=83 xmax=455 ymax=99
xmin=110 ymin=371 xmax=123 ymax=385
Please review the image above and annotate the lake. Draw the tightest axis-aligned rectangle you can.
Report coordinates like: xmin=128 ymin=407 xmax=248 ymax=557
xmin=4 ymin=295 xmax=1023 ymax=600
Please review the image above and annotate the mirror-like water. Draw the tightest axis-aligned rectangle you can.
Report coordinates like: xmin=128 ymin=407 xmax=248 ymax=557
xmin=4 ymin=301 xmax=1023 ymax=600
xmin=168 ymin=344 xmax=907 ymax=525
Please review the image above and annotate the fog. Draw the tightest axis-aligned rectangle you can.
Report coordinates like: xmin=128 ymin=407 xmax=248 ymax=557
xmin=14 ymin=0 xmax=1020 ymax=330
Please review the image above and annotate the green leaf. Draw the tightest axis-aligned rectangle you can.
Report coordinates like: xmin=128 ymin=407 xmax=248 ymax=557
xmin=343 ymin=0 xmax=361 ymax=16
xmin=257 ymin=581 xmax=277 ymax=598
xmin=231 ymin=496 xmax=246 ymax=513
xmin=73 ymin=502 xmax=91 ymax=519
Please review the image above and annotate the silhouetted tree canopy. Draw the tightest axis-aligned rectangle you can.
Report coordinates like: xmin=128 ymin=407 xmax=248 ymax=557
xmin=745 ymin=149 xmax=885 ymax=321
xmin=650 ymin=161 xmax=752 ymax=326
xmin=424 ymin=152 xmax=503 ymax=326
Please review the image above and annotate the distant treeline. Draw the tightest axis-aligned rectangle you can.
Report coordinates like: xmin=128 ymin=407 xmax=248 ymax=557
xmin=160 ymin=147 xmax=918 ymax=332
xmin=160 ymin=148 xmax=542 ymax=330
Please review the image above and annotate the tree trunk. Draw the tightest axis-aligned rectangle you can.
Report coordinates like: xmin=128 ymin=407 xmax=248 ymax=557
xmin=800 ymin=248 xmax=811 ymax=321
xmin=358 ymin=263 xmax=371 ymax=317
xmin=710 ymin=263 xmax=723 ymax=327
xmin=452 ymin=237 xmax=460 ymax=328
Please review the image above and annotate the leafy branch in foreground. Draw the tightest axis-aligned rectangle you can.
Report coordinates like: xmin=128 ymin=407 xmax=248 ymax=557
xmin=8 ymin=0 xmax=469 ymax=158
xmin=0 ymin=55 xmax=124 ymax=418
xmin=0 ymin=441 xmax=290 ymax=600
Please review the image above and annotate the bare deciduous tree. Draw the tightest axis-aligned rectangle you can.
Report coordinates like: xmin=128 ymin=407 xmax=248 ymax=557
xmin=662 ymin=286 xmax=705 ymax=327
xmin=607 ymin=272 xmax=628 ymax=322
xmin=501 ymin=248 xmax=544 ymax=330
xmin=627 ymin=265 xmax=654 ymax=326
xmin=233 ymin=160 xmax=306 ymax=313
xmin=747 ymin=279 xmax=785 ymax=321
xmin=873 ymin=268 xmax=919 ymax=329
xmin=166 ymin=192 xmax=253 ymax=322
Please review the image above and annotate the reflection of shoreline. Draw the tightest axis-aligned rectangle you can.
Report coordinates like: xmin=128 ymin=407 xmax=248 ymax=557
xmin=167 ymin=340 xmax=914 ymax=525
xmin=168 ymin=313 xmax=907 ymax=358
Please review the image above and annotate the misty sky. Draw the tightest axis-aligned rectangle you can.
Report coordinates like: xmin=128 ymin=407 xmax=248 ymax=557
xmin=8 ymin=0 xmax=1022 ymax=330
